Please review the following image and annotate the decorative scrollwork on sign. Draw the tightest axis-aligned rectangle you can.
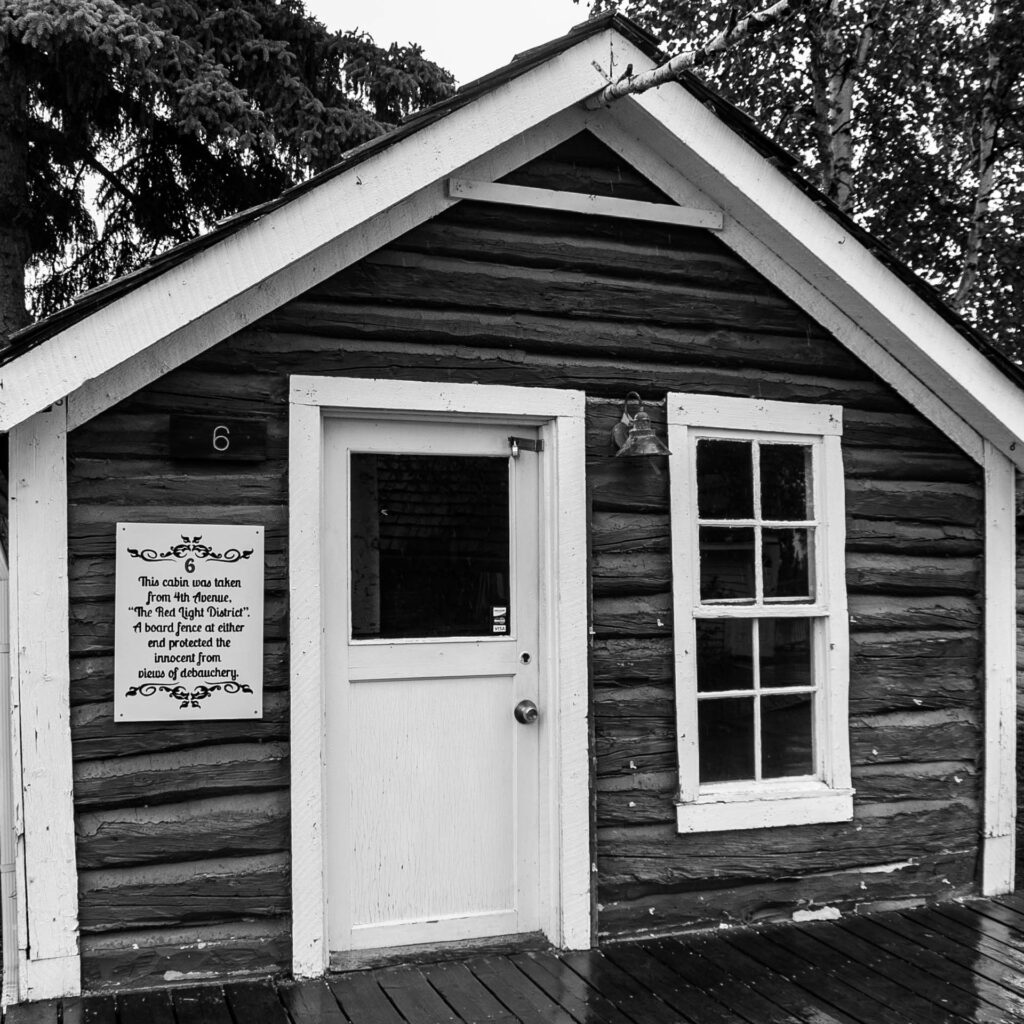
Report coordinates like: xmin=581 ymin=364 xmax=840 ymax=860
xmin=125 ymin=681 xmax=254 ymax=709
xmin=127 ymin=534 xmax=254 ymax=566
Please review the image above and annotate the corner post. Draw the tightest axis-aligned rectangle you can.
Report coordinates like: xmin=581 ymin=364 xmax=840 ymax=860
xmin=982 ymin=439 xmax=1016 ymax=894
xmin=8 ymin=401 xmax=81 ymax=999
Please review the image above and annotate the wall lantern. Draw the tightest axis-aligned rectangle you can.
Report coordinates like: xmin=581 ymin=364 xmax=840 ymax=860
xmin=612 ymin=392 xmax=672 ymax=457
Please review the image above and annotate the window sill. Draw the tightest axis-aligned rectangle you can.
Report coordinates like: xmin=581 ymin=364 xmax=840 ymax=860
xmin=675 ymin=784 xmax=854 ymax=834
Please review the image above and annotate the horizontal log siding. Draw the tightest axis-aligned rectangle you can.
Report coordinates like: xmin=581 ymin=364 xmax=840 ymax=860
xmin=66 ymin=134 xmax=984 ymax=986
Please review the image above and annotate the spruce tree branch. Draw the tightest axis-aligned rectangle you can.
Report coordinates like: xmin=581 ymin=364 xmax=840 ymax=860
xmin=586 ymin=0 xmax=810 ymax=108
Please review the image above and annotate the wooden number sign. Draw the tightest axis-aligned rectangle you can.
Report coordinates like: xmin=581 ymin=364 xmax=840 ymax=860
xmin=169 ymin=415 xmax=267 ymax=461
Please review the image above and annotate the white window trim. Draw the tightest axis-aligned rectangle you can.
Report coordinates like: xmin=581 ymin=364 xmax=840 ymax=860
xmin=668 ymin=393 xmax=853 ymax=834
xmin=288 ymin=376 xmax=591 ymax=976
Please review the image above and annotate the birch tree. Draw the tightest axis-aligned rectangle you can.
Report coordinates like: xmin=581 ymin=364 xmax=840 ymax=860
xmin=586 ymin=0 xmax=1024 ymax=357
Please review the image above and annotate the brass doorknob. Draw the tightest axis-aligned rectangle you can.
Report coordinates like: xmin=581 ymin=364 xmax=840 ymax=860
xmin=514 ymin=699 xmax=539 ymax=724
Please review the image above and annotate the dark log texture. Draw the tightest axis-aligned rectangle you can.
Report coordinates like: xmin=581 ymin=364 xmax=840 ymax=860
xmin=66 ymin=131 xmax=985 ymax=975
xmin=79 ymin=920 xmax=290 ymax=993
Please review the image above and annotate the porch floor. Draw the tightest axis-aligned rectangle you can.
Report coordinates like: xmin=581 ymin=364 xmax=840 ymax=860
xmin=13 ymin=895 xmax=1024 ymax=1023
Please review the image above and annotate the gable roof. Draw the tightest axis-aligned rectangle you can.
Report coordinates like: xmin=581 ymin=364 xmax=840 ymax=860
xmin=2 ymin=13 xmax=1022 ymax=469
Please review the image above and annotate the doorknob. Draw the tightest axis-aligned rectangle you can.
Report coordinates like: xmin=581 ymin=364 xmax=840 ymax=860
xmin=514 ymin=699 xmax=539 ymax=724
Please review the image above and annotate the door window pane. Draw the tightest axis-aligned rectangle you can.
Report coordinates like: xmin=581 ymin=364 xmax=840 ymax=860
xmin=350 ymin=453 xmax=510 ymax=639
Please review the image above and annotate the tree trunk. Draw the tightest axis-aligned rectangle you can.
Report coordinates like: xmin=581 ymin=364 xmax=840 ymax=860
xmin=0 ymin=47 xmax=30 ymax=346
xmin=952 ymin=0 xmax=1005 ymax=313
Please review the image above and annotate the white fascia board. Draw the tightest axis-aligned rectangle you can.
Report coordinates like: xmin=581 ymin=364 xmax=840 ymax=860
xmin=600 ymin=32 xmax=1024 ymax=469
xmin=0 ymin=32 xmax=617 ymax=434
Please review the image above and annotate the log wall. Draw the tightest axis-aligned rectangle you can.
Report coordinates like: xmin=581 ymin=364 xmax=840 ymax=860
xmin=66 ymin=132 xmax=985 ymax=988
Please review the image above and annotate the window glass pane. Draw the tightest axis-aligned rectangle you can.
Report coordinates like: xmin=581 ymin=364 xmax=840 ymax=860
xmin=761 ymin=694 xmax=813 ymax=777
xmin=762 ymin=528 xmax=814 ymax=600
xmin=698 ymin=698 xmax=755 ymax=783
xmin=350 ymin=453 xmax=510 ymax=639
xmin=759 ymin=618 xmax=813 ymax=688
xmin=761 ymin=444 xmax=813 ymax=520
xmin=700 ymin=527 xmax=755 ymax=601
xmin=697 ymin=440 xmax=753 ymax=519
xmin=696 ymin=620 xmax=753 ymax=693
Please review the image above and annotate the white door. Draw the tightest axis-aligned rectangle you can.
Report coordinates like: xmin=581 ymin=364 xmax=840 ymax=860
xmin=323 ymin=416 xmax=542 ymax=959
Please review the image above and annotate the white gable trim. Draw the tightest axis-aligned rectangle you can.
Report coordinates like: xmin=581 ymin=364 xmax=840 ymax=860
xmin=446 ymin=177 xmax=724 ymax=229
xmin=588 ymin=113 xmax=986 ymax=464
xmin=595 ymin=32 xmax=1024 ymax=470
xmin=63 ymin=104 xmax=586 ymax=431
xmin=0 ymin=32 xmax=618 ymax=433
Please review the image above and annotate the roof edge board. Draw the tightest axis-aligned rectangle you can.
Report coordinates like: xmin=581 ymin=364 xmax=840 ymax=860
xmin=66 ymin=106 xmax=589 ymax=431
xmin=588 ymin=111 xmax=987 ymax=466
xmin=0 ymin=32 xmax=617 ymax=434
xmin=602 ymin=33 xmax=1024 ymax=464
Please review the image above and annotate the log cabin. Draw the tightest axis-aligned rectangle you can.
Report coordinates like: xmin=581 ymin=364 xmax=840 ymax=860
xmin=0 ymin=10 xmax=1022 ymax=1006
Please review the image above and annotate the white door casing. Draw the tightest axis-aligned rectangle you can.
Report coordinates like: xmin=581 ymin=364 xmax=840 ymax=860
xmin=288 ymin=377 xmax=590 ymax=977
xmin=323 ymin=418 xmax=541 ymax=955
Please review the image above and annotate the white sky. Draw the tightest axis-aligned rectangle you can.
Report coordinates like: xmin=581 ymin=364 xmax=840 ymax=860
xmin=303 ymin=0 xmax=590 ymax=85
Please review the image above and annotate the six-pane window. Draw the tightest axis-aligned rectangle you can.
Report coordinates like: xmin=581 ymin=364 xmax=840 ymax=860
xmin=668 ymin=396 xmax=853 ymax=834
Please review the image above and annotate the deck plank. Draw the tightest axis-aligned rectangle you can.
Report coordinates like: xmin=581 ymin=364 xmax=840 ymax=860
xmin=63 ymin=995 xmax=115 ymax=1024
xmin=467 ymin=955 xmax=577 ymax=1024
xmin=328 ymin=973 xmax=405 ymax=1024
xmin=929 ymin=903 xmax=1024 ymax=972
xmin=727 ymin=928 xmax=908 ymax=1024
xmin=846 ymin=913 xmax=1024 ymax=1018
xmin=3 ymin=1000 xmax=60 ymax=1024
xmin=170 ymin=986 xmax=233 ymax=1024
xmin=280 ymin=979 xmax=348 ymax=1023
xmin=223 ymin=980 xmax=291 ymax=1023
xmin=509 ymin=950 xmax=637 ymax=1024
xmin=764 ymin=926 xmax=925 ymax=1024
xmin=682 ymin=937 xmax=860 ymax=1024
xmin=793 ymin=919 xmax=979 ymax=1021
xmin=560 ymin=949 xmax=686 ymax=1024
xmin=374 ymin=965 xmax=461 ymax=1024
xmin=884 ymin=907 xmax=1024 ymax=1002
xmin=116 ymin=990 xmax=175 ymax=1024
xmin=419 ymin=960 xmax=517 ymax=1023
xmin=603 ymin=943 xmax=742 ymax=1023
xmin=644 ymin=936 xmax=815 ymax=1024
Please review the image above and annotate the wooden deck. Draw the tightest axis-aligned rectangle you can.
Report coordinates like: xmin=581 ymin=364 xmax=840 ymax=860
xmin=12 ymin=896 xmax=1024 ymax=1023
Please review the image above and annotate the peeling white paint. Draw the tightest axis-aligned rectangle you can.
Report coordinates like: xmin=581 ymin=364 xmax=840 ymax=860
xmin=858 ymin=859 xmax=916 ymax=874
xmin=792 ymin=906 xmax=841 ymax=923
xmin=163 ymin=971 xmax=218 ymax=982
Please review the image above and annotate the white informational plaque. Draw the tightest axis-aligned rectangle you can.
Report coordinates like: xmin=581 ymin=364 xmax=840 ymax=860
xmin=114 ymin=522 xmax=264 ymax=721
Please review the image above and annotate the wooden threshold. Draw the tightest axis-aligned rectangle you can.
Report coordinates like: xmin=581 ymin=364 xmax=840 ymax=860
xmin=329 ymin=930 xmax=550 ymax=972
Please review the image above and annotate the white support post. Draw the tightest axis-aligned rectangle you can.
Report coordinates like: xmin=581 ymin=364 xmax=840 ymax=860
xmin=8 ymin=401 xmax=81 ymax=1000
xmin=982 ymin=440 xmax=1017 ymax=895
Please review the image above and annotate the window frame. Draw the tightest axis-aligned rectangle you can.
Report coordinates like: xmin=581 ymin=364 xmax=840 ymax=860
xmin=668 ymin=394 xmax=853 ymax=834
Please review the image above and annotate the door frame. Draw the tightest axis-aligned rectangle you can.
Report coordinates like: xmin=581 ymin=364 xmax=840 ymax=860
xmin=288 ymin=375 xmax=590 ymax=977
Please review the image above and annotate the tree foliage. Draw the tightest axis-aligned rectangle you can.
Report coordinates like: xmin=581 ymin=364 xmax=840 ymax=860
xmin=0 ymin=0 xmax=455 ymax=335
xmin=586 ymin=0 xmax=1024 ymax=357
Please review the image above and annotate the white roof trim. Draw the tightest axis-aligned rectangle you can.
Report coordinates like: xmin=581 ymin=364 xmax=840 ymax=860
xmin=0 ymin=21 xmax=1020 ymax=468
xmin=0 ymin=31 xmax=615 ymax=433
